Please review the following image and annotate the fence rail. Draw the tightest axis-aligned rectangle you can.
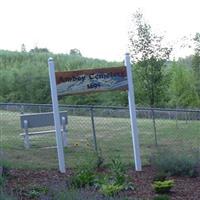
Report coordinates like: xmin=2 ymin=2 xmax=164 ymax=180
xmin=0 ymin=103 xmax=200 ymax=169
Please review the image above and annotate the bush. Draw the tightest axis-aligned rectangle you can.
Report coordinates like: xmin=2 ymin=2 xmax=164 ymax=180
xmin=151 ymin=149 xmax=199 ymax=177
xmin=100 ymin=183 xmax=124 ymax=196
xmin=25 ymin=185 xmax=48 ymax=198
xmin=110 ymin=158 xmax=126 ymax=185
xmin=152 ymin=180 xmax=174 ymax=194
xmin=98 ymin=158 xmax=134 ymax=196
xmin=70 ymin=168 xmax=95 ymax=188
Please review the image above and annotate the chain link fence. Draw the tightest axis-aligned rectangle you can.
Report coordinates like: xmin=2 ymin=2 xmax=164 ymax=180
xmin=0 ymin=103 xmax=200 ymax=169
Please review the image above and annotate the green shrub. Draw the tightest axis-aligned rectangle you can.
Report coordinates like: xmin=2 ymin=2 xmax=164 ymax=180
xmin=110 ymin=158 xmax=126 ymax=185
xmin=25 ymin=185 xmax=48 ymax=198
xmin=152 ymin=180 xmax=174 ymax=193
xmin=70 ymin=168 xmax=95 ymax=188
xmin=97 ymin=157 xmax=134 ymax=196
xmin=151 ymin=150 xmax=199 ymax=177
xmin=153 ymin=195 xmax=170 ymax=200
xmin=100 ymin=183 xmax=124 ymax=196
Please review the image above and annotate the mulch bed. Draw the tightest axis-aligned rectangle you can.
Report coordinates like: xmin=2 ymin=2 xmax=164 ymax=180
xmin=3 ymin=166 xmax=200 ymax=200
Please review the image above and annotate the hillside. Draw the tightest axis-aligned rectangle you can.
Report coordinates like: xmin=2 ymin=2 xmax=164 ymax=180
xmin=0 ymin=50 xmax=127 ymax=105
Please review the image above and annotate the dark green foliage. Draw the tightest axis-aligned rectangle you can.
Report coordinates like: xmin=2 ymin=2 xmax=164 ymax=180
xmin=98 ymin=158 xmax=134 ymax=196
xmin=153 ymin=172 xmax=167 ymax=182
xmin=191 ymin=33 xmax=200 ymax=98
xmin=70 ymin=168 xmax=95 ymax=188
xmin=0 ymin=50 xmax=126 ymax=105
xmin=69 ymin=48 xmax=82 ymax=56
xmin=152 ymin=180 xmax=174 ymax=194
xmin=25 ymin=185 xmax=48 ymax=198
xmin=68 ymin=157 xmax=134 ymax=197
xmin=129 ymin=10 xmax=172 ymax=107
xmin=110 ymin=158 xmax=126 ymax=185
xmin=153 ymin=194 xmax=170 ymax=200
xmin=100 ymin=183 xmax=124 ymax=196
xmin=0 ymin=48 xmax=200 ymax=107
xmin=151 ymin=150 xmax=199 ymax=177
xmin=29 ymin=47 xmax=50 ymax=53
xmin=168 ymin=61 xmax=200 ymax=107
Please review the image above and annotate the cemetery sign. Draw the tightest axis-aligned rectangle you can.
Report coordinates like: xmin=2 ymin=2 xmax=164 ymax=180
xmin=55 ymin=67 xmax=128 ymax=96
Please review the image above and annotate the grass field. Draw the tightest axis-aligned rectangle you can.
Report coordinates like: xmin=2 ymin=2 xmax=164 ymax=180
xmin=0 ymin=110 xmax=200 ymax=169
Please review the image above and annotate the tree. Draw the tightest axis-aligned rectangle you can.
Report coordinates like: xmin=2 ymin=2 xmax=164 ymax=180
xmin=29 ymin=46 xmax=50 ymax=53
xmin=129 ymin=10 xmax=172 ymax=107
xmin=192 ymin=32 xmax=200 ymax=96
xmin=69 ymin=48 xmax=82 ymax=56
xmin=168 ymin=62 xmax=199 ymax=107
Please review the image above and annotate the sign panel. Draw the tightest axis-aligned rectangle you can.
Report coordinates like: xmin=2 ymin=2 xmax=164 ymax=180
xmin=56 ymin=67 xmax=128 ymax=96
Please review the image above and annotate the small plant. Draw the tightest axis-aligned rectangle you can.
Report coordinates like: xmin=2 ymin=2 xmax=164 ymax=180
xmin=27 ymin=190 xmax=41 ymax=198
xmin=153 ymin=194 xmax=170 ymax=200
xmin=97 ymin=157 xmax=134 ymax=197
xmin=70 ymin=168 xmax=95 ymax=188
xmin=100 ymin=183 xmax=124 ymax=196
xmin=25 ymin=185 xmax=48 ymax=198
xmin=152 ymin=180 xmax=174 ymax=194
xmin=110 ymin=157 xmax=126 ymax=185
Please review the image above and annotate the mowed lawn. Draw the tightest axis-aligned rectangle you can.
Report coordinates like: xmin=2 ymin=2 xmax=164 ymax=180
xmin=0 ymin=110 xmax=199 ymax=169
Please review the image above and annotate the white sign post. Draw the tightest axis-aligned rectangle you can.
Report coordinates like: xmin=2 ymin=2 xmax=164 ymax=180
xmin=125 ymin=53 xmax=142 ymax=171
xmin=48 ymin=57 xmax=66 ymax=173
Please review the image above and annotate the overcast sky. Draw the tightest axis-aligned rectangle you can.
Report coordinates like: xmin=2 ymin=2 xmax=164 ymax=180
xmin=0 ymin=0 xmax=199 ymax=61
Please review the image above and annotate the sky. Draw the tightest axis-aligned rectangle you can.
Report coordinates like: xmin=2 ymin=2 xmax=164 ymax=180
xmin=0 ymin=0 xmax=199 ymax=61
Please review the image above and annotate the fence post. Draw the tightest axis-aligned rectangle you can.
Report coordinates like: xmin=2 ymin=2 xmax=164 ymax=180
xmin=23 ymin=120 xmax=30 ymax=149
xmin=151 ymin=108 xmax=158 ymax=146
xmin=20 ymin=105 xmax=24 ymax=114
xmin=39 ymin=105 xmax=42 ymax=113
xmin=61 ymin=116 xmax=67 ymax=147
xmin=175 ymin=109 xmax=178 ymax=129
xmin=90 ymin=107 xmax=98 ymax=153
xmin=185 ymin=111 xmax=188 ymax=124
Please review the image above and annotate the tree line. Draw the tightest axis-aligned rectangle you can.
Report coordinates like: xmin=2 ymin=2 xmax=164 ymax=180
xmin=129 ymin=11 xmax=200 ymax=108
xmin=0 ymin=11 xmax=199 ymax=108
xmin=0 ymin=49 xmax=199 ymax=108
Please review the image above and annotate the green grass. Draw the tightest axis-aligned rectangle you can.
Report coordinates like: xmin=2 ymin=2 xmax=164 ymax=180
xmin=0 ymin=110 xmax=200 ymax=169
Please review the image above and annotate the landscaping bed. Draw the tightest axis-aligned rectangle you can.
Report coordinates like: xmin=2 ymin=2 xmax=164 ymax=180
xmin=1 ymin=165 xmax=200 ymax=200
